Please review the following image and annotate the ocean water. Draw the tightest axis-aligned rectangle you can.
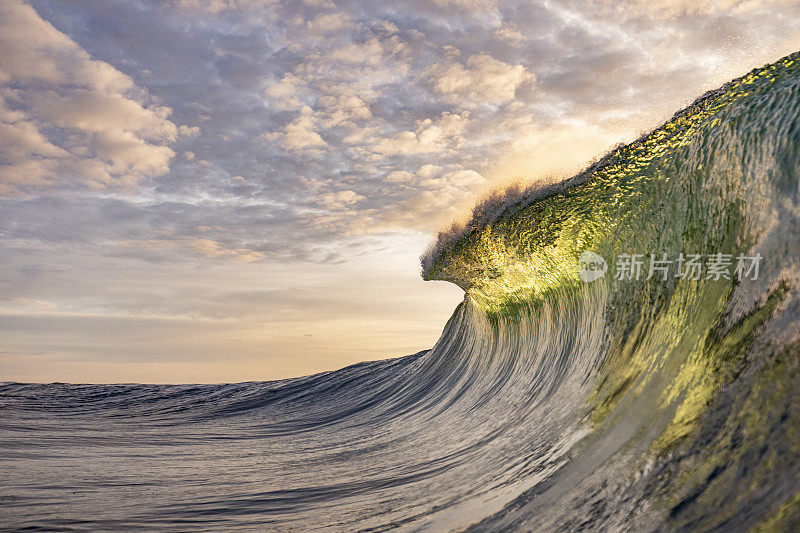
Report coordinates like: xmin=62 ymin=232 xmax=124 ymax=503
xmin=3 ymin=52 xmax=800 ymax=531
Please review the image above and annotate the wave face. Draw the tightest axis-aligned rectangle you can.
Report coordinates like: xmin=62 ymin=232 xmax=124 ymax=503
xmin=3 ymin=53 xmax=800 ymax=531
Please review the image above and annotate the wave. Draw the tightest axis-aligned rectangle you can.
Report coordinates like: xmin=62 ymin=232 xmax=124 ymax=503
xmin=3 ymin=52 xmax=800 ymax=531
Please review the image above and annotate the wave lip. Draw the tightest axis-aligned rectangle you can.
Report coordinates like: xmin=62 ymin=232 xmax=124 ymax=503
xmin=423 ymin=52 xmax=800 ymax=313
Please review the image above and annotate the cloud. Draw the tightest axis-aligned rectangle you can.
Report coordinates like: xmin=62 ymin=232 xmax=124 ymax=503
xmin=372 ymin=20 xmax=400 ymax=34
xmin=307 ymin=12 xmax=353 ymax=33
xmin=265 ymin=74 xmax=307 ymax=110
xmin=494 ymin=23 xmax=525 ymax=45
xmin=0 ymin=1 xmax=182 ymax=195
xmin=318 ymin=93 xmax=373 ymax=126
xmin=417 ymin=165 xmax=443 ymax=178
xmin=440 ymin=169 xmax=485 ymax=188
xmin=329 ymin=39 xmax=385 ymax=65
xmin=386 ymin=170 xmax=414 ymax=183
xmin=320 ymin=190 xmax=366 ymax=210
xmin=263 ymin=106 xmax=327 ymax=151
xmin=425 ymin=54 xmax=535 ymax=105
xmin=371 ymin=111 xmax=470 ymax=156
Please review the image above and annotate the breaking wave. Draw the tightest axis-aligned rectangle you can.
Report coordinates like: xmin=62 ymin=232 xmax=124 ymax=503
xmin=3 ymin=52 xmax=800 ymax=531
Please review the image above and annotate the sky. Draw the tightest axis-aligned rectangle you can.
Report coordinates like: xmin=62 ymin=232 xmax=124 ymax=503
xmin=1 ymin=0 xmax=799 ymax=383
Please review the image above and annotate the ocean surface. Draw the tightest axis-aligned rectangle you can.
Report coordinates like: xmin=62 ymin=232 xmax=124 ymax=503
xmin=3 ymin=52 xmax=800 ymax=531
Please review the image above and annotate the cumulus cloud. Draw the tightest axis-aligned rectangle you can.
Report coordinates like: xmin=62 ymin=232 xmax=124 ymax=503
xmin=329 ymin=39 xmax=385 ymax=66
xmin=265 ymin=74 xmax=307 ymax=110
xmin=440 ymin=169 xmax=486 ymax=188
xmin=307 ymin=12 xmax=353 ymax=33
xmin=318 ymin=93 xmax=373 ymax=127
xmin=263 ymin=105 xmax=327 ymax=151
xmin=0 ymin=1 xmax=183 ymax=195
xmin=371 ymin=112 xmax=470 ymax=156
xmin=320 ymin=190 xmax=366 ymax=210
xmin=425 ymin=54 xmax=535 ymax=105
xmin=386 ymin=170 xmax=414 ymax=183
